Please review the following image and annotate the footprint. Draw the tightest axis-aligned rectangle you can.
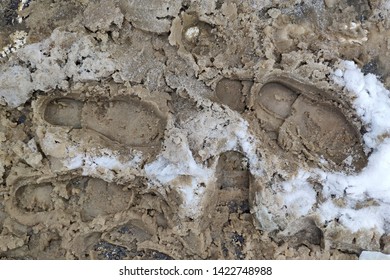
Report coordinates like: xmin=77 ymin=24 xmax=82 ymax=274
xmin=254 ymin=76 xmax=367 ymax=170
xmin=6 ymin=173 xmax=177 ymax=259
xmin=6 ymin=176 xmax=133 ymax=226
xmin=42 ymin=95 xmax=166 ymax=147
xmin=206 ymin=151 xmax=260 ymax=259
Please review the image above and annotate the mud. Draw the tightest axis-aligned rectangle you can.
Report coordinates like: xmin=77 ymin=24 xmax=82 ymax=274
xmin=0 ymin=0 xmax=390 ymax=259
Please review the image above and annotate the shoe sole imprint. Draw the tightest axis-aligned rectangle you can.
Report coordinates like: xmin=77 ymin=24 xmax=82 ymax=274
xmin=209 ymin=151 xmax=250 ymax=220
xmin=6 ymin=175 xmax=133 ymax=226
xmin=203 ymin=151 xmax=250 ymax=219
xmin=253 ymin=75 xmax=367 ymax=169
xmin=203 ymin=151 xmax=258 ymax=259
xmin=35 ymin=94 xmax=167 ymax=149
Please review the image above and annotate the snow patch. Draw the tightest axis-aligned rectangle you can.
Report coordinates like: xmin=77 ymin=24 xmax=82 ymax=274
xmin=63 ymin=148 xmax=143 ymax=183
xmin=359 ymin=251 xmax=390 ymax=260
xmin=145 ymin=140 xmax=212 ymax=185
xmin=335 ymin=61 xmax=390 ymax=150
xmin=280 ymin=170 xmax=317 ymax=217
xmin=178 ymin=178 xmax=206 ymax=218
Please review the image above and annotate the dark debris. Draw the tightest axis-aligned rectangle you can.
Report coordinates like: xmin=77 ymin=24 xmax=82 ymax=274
xmin=94 ymin=241 xmax=129 ymax=260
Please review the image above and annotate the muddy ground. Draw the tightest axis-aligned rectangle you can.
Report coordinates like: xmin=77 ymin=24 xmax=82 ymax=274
xmin=0 ymin=0 xmax=390 ymax=259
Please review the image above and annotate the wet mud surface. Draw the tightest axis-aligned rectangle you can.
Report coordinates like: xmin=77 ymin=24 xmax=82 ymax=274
xmin=1 ymin=0 xmax=390 ymax=259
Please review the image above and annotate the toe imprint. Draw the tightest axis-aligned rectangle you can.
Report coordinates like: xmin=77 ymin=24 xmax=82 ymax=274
xmin=204 ymin=151 xmax=258 ymax=259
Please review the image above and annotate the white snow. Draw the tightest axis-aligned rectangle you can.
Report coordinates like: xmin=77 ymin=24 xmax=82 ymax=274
xmin=60 ymin=147 xmax=143 ymax=183
xmin=0 ymin=65 xmax=33 ymax=107
xmin=83 ymin=151 xmax=141 ymax=172
xmin=316 ymin=61 xmax=390 ymax=233
xmin=235 ymin=122 xmax=264 ymax=177
xmin=64 ymin=154 xmax=83 ymax=170
xmin=338 ymin=61 xmax=390 ymax=149
xmin=359 ymin=251 xmax=390 ymax=260
xmin=145 ymin=138 xmax=212 ymax=185
xmin=178 ymin=178 xmax=206 ymax=218
xmin=145 ymin=149 xmax=211 ymax=218
xmin=145 ymin=153 xmax=211 ymax=218
xmin=280 ymin=170 xmax=317 ymax=217
xmin=145 ymin=131 xmax=213 ymax=218
xmin=184 ymin=26 xmax=200 ymax=41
